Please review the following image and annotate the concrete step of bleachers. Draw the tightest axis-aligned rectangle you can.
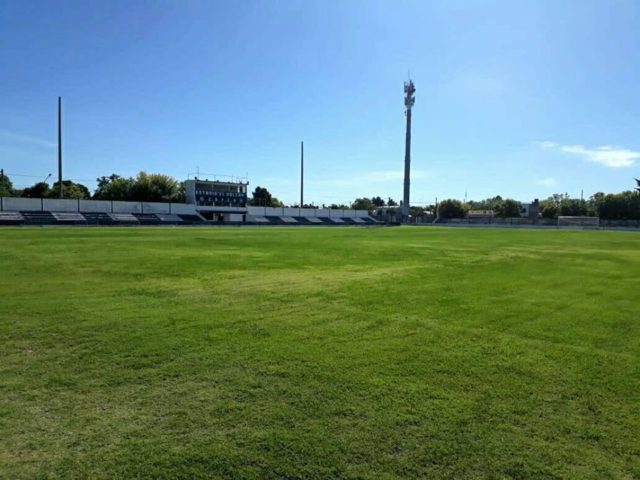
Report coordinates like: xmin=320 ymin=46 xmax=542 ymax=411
xmin=156 ymin=214 xmax=184 ymax=223
xmin=133 ymin=213 xmax=161 ymax=225
xmin=305 ymin=217 xmax=323 ymax=224
xmin=177 ymin=214 xmax=205 ymax=224
xmin=328 ymin=217 xmax=345 ymax=224
xmin=52 ymin=212 xmax=87 ymax=224
xmin=341 ymin=217 xmax=356 ymax=224
xmin=81 ymin=212 xmax=115 ymax=225
xmin=293 ymin=217 xmax=313 ymax=225
xmin=21 ymin=211 xmax=56 ymax=225
xmin=108 ymin=213 xmax=140 ymax=224
xmin=280 ymin=216 xmax=299 ymax=224
xmin=0 ymin=211 xmax=25 ymax=225
xmin=247 ymin=215 xmax=270 ymax=223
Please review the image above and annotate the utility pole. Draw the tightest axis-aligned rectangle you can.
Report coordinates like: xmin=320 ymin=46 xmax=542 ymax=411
xmin=58 ymin=96 xmax=63 ymax=198
xmin=402 ymin=79 xmax=416 ymax=223
xmin=300 ymin=141 xmax=304 ymax=207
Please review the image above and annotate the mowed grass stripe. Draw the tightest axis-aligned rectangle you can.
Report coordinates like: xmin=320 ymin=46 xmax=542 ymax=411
xmin=1 ymin=227 xmax=639 ymax=479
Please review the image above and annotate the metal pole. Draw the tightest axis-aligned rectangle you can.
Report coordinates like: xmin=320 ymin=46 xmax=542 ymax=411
xmin=300 ymin=141 xmax=304 ymax=207
xmin=58 ymin=97 xmax=63 ymax=198
xmin=403 ymin=108 xmax=411 ymax=221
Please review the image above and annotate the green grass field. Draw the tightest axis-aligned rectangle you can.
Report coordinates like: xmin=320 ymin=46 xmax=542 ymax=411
xmin=1 ymin=226 xmax=639 ymax=479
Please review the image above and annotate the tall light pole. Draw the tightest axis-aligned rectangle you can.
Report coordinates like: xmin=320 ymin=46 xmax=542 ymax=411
xmin=57 ymin=96 xmax=63 ymax=198
xmin=300 ymin=141 xmax=304 ymax=207
xmin=402 ymin=80 xmax=415 ymax=223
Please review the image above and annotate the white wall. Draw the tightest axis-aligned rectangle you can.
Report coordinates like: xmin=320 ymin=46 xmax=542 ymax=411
xmin=79 ymin=200 xmax=111 ymax=212
xmin=264 ymin=207 xmax=284 ymax=216
xmin=229 ymin=213 xmax=244 ymax=222
xmin=247 ymin=206 xmax=265 ymax=216
xmin=2 ymin=197 xmax=42 ymax=211
xmin=112 ymin=201 xmax=142 ymax=213
xmin=316 ymin=209 xmax=331 ymax=217
xmin=169 ymin=203 xmax=198 ymax=214
xmin=142 ymin=202 xmax=170 ymax=214
xmin=43 ymin=198 xmax=79 ymax=212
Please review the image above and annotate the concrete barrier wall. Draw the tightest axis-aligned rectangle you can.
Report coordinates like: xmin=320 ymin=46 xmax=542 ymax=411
xmin=316 ymin=209 xmax=331 ymax=217
xmin=2 ymin=197 xmax=42 ymax=211
xmin=300 ymin=208 xmax=316 ymax=217
xmin=264 ymin=207 xmax=284 ymax=216
xmin=282 ymin=207 xmax=300 ymax=217
xmin=329 ymin=209 xmax=345 ymax=217
xmin=343 ymin=209 xmax=356 ymax=218
xmin=79 ymin=200 xmax=111 ymax=212
xmin=112 ymin=201 xmax=142 ymax=213
xmin=355 ymin=210 xmax=369 ymax=218
xmin=169 ymin=203 xmax=198 ymax=214
xmin=247 ymin=206 xmax=265 ymax=216
xmin=142 ymin=202 xmax=170 ymax=214
xmin=43 ymin=198 xmax=79 ymax=212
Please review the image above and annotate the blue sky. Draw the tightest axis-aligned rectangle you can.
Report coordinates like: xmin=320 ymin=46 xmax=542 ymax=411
xmin=1 ymin=0 xmax=639 ymax=205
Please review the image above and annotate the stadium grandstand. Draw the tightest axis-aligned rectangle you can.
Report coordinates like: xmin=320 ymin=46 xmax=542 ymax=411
xmin=0 ymin=177 xmax=378 ymax=227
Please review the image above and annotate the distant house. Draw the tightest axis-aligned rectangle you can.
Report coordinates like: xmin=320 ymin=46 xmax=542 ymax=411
xmin=520 ymin=199 xmax=540 ymax=218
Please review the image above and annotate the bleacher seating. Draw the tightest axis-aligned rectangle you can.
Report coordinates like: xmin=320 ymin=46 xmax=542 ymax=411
xmin=329 ymin=217 xmax=345 ymax=224
xmin=21 ymin=211 xmax=56 ymax=225
xmin=341 ymin=217 xmax=356 ymax=224
xmin=177 ymin=214 xmax=205 ymax=224
xmin=280 ymin=216 xmax=298 ymax=223
xmin=156 ymin=214 xmax=184 ymax=224
xmin=52 ymin=212 xmax=87 ymax=225
xmin=82 ymin=212 xmax=115 ymax=225
xmin=265 ymin=216 xmax=286 ymax=225
xmin=0 ymin=211 xmax=24 ymax=225
xmin=133 ymin=213 xmax=161 ymax=225
xmin=247 ymin=216 xmax=270 ymax=223
xmin=304 ymin=217 xmax=323 ymax=224
xmin=108 ymin=213 xmax=139 ymax=224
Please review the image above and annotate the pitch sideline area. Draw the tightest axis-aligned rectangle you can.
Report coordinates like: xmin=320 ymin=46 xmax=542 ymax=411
xmin=1 ymin=227 xmax=638 ymax=479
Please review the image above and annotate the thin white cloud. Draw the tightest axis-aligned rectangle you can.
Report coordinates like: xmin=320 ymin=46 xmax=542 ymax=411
xmin=538 ymin=140 xmax=639 ymax=168
xmin=535 ymin=177 xmax=556 ymax=187
xmin=0 ymin=130 xmax=56 ymax=149
xmin=536 ymin=141 xmax=557 ymax=150
xmin=560 ymin=145 xmax=639 ymax=168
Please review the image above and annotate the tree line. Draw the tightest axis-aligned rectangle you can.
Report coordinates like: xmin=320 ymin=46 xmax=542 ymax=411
xmin=436 ymin=182 xmax=640 ymax=221
xmin=2 ymin=171 xmax=639 ymax=220
xmin=0 ymin=172 xmax=186 ymax=203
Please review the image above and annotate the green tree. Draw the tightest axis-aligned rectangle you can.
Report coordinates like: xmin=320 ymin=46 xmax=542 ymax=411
xmin=93 ymin=174 xmax=135 ymax=200
xmin=49 ymin=180 xmax=91 ymax=199
xmin=387 ymin=197 xmax=398 ymax=207
xmin=249 ymin=186 xmax=283 ymax=207
xmin=494 ymin=198 xmax=522 ymax=218
xmin=129 ymin=172 xmax=183 ymax=202
xmin=598 ymin=191 xmax=640 ymax=220
xmin=0 ymin=171 xmax=14 ymax=196
xmin=21 ymin=182 xmax=51 ymax=198
xmin=351 ymin=197 xmax=375 ymax=212
xmin=371 ymin=196 xmax=385 ymax=207
xmin=437 ymin=199 xmax=467 ymax=219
